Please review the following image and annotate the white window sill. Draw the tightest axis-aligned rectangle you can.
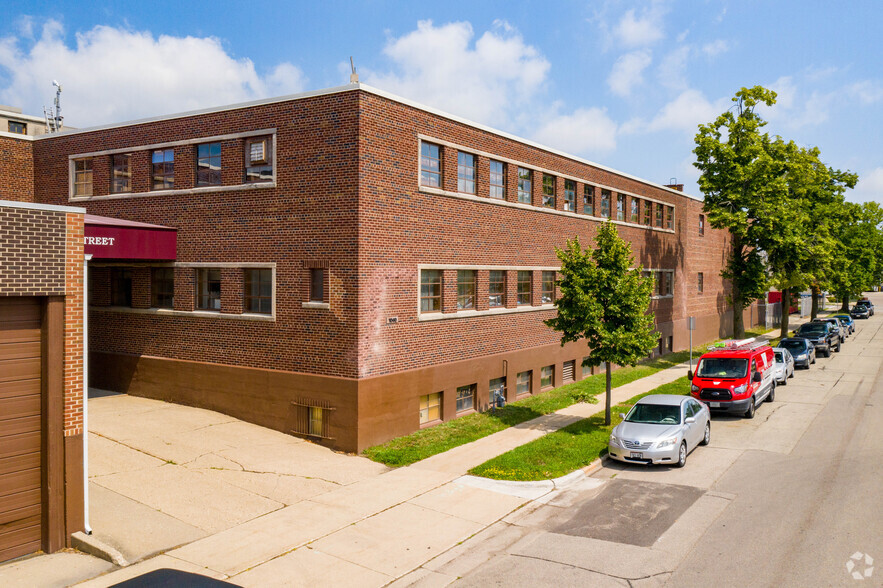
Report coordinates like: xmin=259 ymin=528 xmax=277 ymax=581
xmin=418 ymin=304 xmax=555 ymax=321
xmin=70 ymin=181 xmax=276 ymax=202
xmin=302 ymin=302 xmax=330 ymax=309
xmin=91 ymin=306 xmax=276 ymax=321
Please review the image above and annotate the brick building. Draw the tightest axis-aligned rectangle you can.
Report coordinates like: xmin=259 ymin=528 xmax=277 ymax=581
xmin=8 ymin=83 xmax=758 ymax=463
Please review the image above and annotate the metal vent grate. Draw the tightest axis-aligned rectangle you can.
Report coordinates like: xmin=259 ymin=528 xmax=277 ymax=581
xmin=290 ymin=398 xmax=335 ymax=440
xmin=562 ymin=360 xmax=575 ymax=383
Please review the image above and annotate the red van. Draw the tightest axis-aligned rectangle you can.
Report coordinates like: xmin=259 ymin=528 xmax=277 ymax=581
xmin=688 ymin=339 xmax=776 ymax=419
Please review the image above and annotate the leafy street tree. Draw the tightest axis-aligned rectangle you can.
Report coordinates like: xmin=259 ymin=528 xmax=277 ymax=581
xmin=545 ymin=222 xmax=658 ymax=425
xmin=829 ymin=201 xmax=883 ymax=311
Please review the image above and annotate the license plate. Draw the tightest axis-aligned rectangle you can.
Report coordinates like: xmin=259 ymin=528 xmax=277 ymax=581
xmin=630 ymin=452 xmax=643 ymax=459
xmin=709 ymin=402 xmax=721 ymax=408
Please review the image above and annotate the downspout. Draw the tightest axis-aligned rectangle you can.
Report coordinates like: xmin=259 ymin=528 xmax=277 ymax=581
xmin=83 ymin=254 xmax=92 ymax=534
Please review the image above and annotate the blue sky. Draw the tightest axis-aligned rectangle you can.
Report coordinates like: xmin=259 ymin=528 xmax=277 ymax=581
xmin=2 ymin=0 xmax=881 ymax=202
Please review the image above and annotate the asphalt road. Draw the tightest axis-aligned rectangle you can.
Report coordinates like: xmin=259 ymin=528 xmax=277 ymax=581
xmin=437 ymin=298 xmax=883 ymax=588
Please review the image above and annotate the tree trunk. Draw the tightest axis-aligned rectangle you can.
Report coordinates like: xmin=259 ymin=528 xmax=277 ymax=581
xmin=839 ymin=291 xmax=850 ymax=313
xmin=810 ymin=284 xmax=820 ymax=320
xmin=779 ymin=286 xmax=791 ymax=339
xmin=605 ymin=363 xmax=612 ymax=426
xmin=731 ymin=240 xmax=745 ymax=338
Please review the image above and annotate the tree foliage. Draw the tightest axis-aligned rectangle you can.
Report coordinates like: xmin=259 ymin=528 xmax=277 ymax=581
xmin=545 ymin=222 xmax=658 ymax=425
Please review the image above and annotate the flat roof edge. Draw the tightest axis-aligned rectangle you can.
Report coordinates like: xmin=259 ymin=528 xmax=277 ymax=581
xmin=0 ymin=199 xmax=86 ymax=214
xmin=0 ymin=131 xmax=35 ymax=141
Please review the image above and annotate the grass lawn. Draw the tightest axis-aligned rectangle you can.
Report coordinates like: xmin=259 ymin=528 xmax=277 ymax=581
xmin=363 ymin=327 xmax=771 ymax=468
xmin=467 ymin=376 xmax=690 ymax=481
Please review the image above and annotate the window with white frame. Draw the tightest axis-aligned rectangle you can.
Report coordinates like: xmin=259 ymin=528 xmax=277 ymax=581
xmin=517 ymin=167 xmax=532 ymax=204
xmin=488 ymin=270 xmax=506 ymax=307
xmin=420 ymin=142 xmax=441 ymax=188
xmin=457 ymin=270 xmax=476 ymax=309
xmin=420 ymin=269 xmax=442 ymax=312
xmin=245 ymin=136 xmax=273 ymax=182
xmin=564 ymin=180 xmax=576 ymax=212
xmin=456 ymin=384 xmax=476 ymax=412
xmin=489 ymin=160 xmax=505 ymax=199
xmin=73 ymin=158 xmax=93 ymax=197
xmin=457 ymin=152 xmax=476 ymax=194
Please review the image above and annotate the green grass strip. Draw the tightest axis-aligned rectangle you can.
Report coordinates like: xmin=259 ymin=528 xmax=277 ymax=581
xmin=468 ymin=376 xmax=690 ymax=481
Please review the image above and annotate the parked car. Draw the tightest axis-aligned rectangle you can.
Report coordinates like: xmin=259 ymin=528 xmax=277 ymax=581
xmin=794 ymin=321 xmax=840 ymax=356
xmin=773 ymin=348 xmax=795 ymax=384
xmin=778 ymin=337 xmax=816 ymax=368
xmin=851 ymin=304 xmax=871 ymax=319
xmin=607 ymin=395 xmax=710 ymax=468
xmin=814 ymin=318 xmax=846 ymax=342
xmin=856 ymin=299 xmax=875 ymax=316
xmin=833 ymin=314 xmax=855 ymax=335
xmin=688 ymin=339 xmax=776 ymax=418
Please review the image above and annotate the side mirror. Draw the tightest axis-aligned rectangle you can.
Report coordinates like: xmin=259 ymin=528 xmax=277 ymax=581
xmin=619 ymin=413 xmax=626 ymax=420
xmin=687 ymin=370 xmax=693 ymax=381
xmin=685 ymin=417 xmax=696 ymax=424
xmin=752 ymin=371 xmax=762 ymax=383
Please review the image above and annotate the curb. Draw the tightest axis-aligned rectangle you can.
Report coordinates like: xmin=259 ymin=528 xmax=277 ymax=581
xmin=71 ymin=531 xmax=129 ymax=567
xmin=456 ymin=454 xmax=610 ymax=498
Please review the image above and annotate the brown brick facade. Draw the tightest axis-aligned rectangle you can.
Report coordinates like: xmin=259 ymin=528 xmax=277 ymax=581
xmin=0 ymin=135 xmax=34 ymax=202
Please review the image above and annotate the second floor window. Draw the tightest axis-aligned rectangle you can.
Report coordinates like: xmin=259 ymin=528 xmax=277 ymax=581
xmin=457 ymin=270 xmax=476 ymax=309
xmin=420 ymin=142 xmax=441 ymax=188
xmin=541 ymin=271 xmax=556 ymax=303
xmin=542 ymin=174 xmax=555 ymax=208
xmin=150 ymin=267 xmax=174 ymax=309
xmin=196 ymin=268 xmax=221 ymax=311
xmin=564 ymin=180 xmax=576 ymax=212
xmin=8 ymin=121 xmax=26 ymax=134
xmin=489 ymin=160 xmax=505 ymax=199
xmin=488 ymin=270 xmax=505 ymax=307
xmin=457 ymin=152 xmax=475 ymax=194
xmin=583 ymin=185 xmax=594 ymax=215
xmin=112 ymin=154 xmax=131 ymax=194
xmin=616 ymin=194 xmax=626 ymax=221
xmin=73 ymin=158 xmax=93 ymax=197
xmin=699 ymin=213 xmax=706 ymax=235
xmin=630 ymin=198 xmax=640 ymax=223
xmin=420 ymin=269 xmax=441 ymax=312
xmin=197 ymin=142 xmax=222 ymax=186
xmin=698 ymin=272 xmax=704 ymax=293
xmin=517 ymin=271 xmax=532 ymax=305
xmin=309 ymin=268 xmax=325 ymax=303
xmin=245 ymin=136 xmax=273 ymax=182
xmin=666 ymin=206 xmax=674 ymax=229
xmin=245 ymin=268 xmax=273 ymax=313
xmin=656 ymin=203 xmax=664 ymax=227
xmin=152 ymin=149 xmax=174 ymax=190
xmin=517 ymin=167 xmax=532 ymax=204
xmin=600 ymin=190 xmax=611 ymax=218
xmin=644 ymin=201 xmax=653 ymax=225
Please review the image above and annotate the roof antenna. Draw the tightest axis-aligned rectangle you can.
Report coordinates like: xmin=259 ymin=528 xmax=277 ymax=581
xmin=349 ymin=57 xmax=359 ymax=84
xmin=43 ymin=80 xmax=63 ymax=133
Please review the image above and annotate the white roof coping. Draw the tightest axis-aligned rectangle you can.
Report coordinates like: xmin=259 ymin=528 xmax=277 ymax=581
xmin=0 ymin=199 xmax=86 ymax=214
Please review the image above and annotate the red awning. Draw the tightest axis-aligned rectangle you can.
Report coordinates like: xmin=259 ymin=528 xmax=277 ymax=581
xmin=84 ymin=214 xmax=177 ymax=260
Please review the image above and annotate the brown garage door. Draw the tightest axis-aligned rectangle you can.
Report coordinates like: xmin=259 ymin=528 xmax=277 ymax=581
xmin=0 ymin=298 xmax=43 ymax=562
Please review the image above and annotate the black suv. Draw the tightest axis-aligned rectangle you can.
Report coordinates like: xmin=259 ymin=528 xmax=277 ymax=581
xmin=851 ymin=303 xmax=870 ymax=319
xmin=794 ymin=321 xmax=841 ymax=357
xmin=856 ymin=299 xmax=875 ymax=316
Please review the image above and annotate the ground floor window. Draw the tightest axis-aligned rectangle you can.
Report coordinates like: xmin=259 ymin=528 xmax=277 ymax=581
xmin=196 ymin=268 xmax=221 ymax=310
xmin=110 ymin=268 xmax=132 ymax=307
xmin=151 ymin=267 xmax=174 ymax=309
xmin=516 ymin=371 xmax=532 ymax=395
xmin=245 ymin=268 xmax=272 ymax=314
xmin=582 ymin=357 xmax=591 ymax=377
xmin=456 ymin=384 xmax=476 ymax=412
xmin=540 ymin=365 xmax=554 ymax=389
xmin=419 ymin=392 xmax=442 ymax=424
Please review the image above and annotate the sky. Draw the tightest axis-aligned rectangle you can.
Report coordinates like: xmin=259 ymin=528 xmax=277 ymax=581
xmin=1 ymin=0 xmax=882 ymax=203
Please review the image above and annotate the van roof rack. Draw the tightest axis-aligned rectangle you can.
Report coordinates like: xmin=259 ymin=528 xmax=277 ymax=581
xmin=707 ymin=338 xmax=768 ymax=351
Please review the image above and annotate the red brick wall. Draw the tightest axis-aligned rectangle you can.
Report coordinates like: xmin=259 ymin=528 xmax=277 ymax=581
xmin=0 ymin=205 xmax=67 ymax=295
xmin=64 ymin=213 xmax=84 ymax=435
xmin=0 ymin=135 xmax=34 ymax=202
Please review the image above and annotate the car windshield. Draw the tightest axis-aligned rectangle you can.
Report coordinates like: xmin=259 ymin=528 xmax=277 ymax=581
xmin=696 ymin=357 xmax=748 ymax=378
xmin=780 ymin=340 xmax=804 ymax=351
xmin=625 ymin=403 xmax=681 ymax=425
xmin=798 ymin=325 xmax=825 ymax=335
xmin=834 ymin=316 xmax=850 ymax=322
xmin=774 ymin=351 xmax=784 ymax=363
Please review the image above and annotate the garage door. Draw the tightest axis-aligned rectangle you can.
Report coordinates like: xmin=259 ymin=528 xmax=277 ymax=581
xmin=0 ymin=298 xmax=42 ymax=562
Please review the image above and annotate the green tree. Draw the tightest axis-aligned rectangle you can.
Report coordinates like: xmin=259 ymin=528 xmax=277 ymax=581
xmin=829 ymin=202 xmax=883 ymax=310
xmin=694 ymin=86 xmax=783 ymax=337
xmin=545 ymin=222 xmax=658 ymax=425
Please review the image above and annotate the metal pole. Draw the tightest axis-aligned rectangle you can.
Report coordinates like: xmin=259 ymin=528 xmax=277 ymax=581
xmin=83 ymin=254 xmax=92 ymax=534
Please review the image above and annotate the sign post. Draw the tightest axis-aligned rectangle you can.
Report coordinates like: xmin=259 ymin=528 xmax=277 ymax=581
xmin=688 ymin=316 xmax=696 ymax=372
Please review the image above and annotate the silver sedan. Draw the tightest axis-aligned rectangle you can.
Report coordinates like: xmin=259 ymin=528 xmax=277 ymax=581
xmin=773 ymin=347 xmax=795 ymax=384
xmin=607 ymin=395 xmax=710 ymax=468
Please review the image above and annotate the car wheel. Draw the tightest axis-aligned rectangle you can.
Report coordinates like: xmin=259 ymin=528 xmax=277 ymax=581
xmin=836 ymin=341 xmax=842 ymax=352
xmin=745 ymin=397 xmax=756 ymax=419
xmin=700 ymin=422 xmax=711 ymax=446
xmin=676 ymin=441 xmax=688 ymax=468
xmin=781 ymin=375 xmax=787 ymax=386
xmin=768 ymin=382 xmax=776 ymax=402
xmin=789 ymin=368 xmax=794 ymax=378
xmin=812 ymin=354 xmax=816 ymax=364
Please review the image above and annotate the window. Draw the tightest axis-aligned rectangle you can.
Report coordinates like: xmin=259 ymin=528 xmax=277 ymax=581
xmin=699 ymin=214 xmax=706 ymax=236
xmin=196 ymin=268 xmax=221 ymax=311
xmin=644 ymin=201 xmax=653 ymax=225
xmin=111 ymin=154 xmax=131 ymax=194
xmin=665 ymin=271 xmax=673 ymax=296
xmin=667 ymin=336 xmax=673 ymax=353
xmin=152 ymin=149 xmax=174 ymax=190
xmin=308 ymin=406 xmax=324 ymax=437
xmin=309 ymin=268 xmax=325 ymax=303
xmin=456 ymin=384 xmax=476 ymax=412
xmin=540 ymin=365 xmax=554 ymax=389
xmin=655 ymin=203 xmax=664 ymax=227
xmin=583 ymin=185 xmax=594 ymax=215
xmin=420 ymin=269 xmax=442 ymax=312
xmin=245 ymin=136 xmax=273 ymax=182
xmin=600 ymin=189 xmax=611 ymax=218
xmin=542 ymin=174 xmax=555 ymax=208
xmin=457 ymin=152 xmax=475 ymax=194
xmin=517 ymin=271 xmax=532 ymax=305
xmin=517 ymin=167 xmax=532 ymax=204
xmin=630 ymin=198 xmax=640 ymax=223
xmin=8 ymin=121 xmax=26 ymax=134
xmin=541 ymin=271 xmax=555 ymax=304
xmin=457 ymin=270 xmax=476 ymax=310
xmin=489 ymin=377 xmax=506 ymax=407
xmin=197 ymin=142 xmax=222 ymax=186
xmin=110 ymin=268 xmax=132 ymax=307
xmin=73 ymin=158 xmax=93 ymax=197
xmin=563 ymin=180 xmax=576 ymax=212
xmin=420 ymin=142 xmax=441 ymax=188
xmin=698 ymin=272 xmax=704 ymax=294
xmin=516 ymin=371 xmax=532 ymax=395
xmin=151 ymin=267 xmax=174 ymax=309
xmin=582 ymin=357 xmax=591 ymax=377
xmin=666 ymin=206 xmax=674 ymax=230
xmin=647 ymin=270 xmax=674 ymax=297
xmin=488 ymin=270 xmax=506 ymax=307
xmin=419 ymin=392 xmax=442 ymax=424
xmin=245 ymin=268 xmax=273 ymax=313
xmin=616 ymin=194 xmax=626 ymax=221
xmin=489 ymin=160 xmax=505 ymax=199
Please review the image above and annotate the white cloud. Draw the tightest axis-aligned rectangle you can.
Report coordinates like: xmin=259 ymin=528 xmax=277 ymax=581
xmin=849 ymin=167 xmax=883 ymax=204
xmin=769 ymin=76 xmax=796 ymax=109
xmin=614 ymin=4 xmax=667 ymax=48
xmin=0 ymin=20 xmax=306 ymax=127
xmin=657 ymin=46 xmax=690 ymax=90
xmin=645 ymin=89 xmax=726 ymax=134
xmin=607 ymin=50 xmax=652 ymax=97
xmin=532 ymin=107 xmax=618 ymax=154
xmin=848 ymin=80 xmax=883 ymax=104
xmin=701 ymin=40 xmax=729 ymax=57
xmin=364 ymin=20 xmax=550 ymax=129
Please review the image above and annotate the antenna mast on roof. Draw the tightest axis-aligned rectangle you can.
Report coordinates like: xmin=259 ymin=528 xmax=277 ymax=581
xmin=43 ymin=80 xmax=64 ymax=133
xmin=349 ymin=57 xmax=359 ymax=84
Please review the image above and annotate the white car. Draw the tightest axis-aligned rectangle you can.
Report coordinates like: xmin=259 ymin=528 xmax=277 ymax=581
xmin=772 ymin=347 xmax=795 ymax=385
xmin=607 ymin=395 xmax=710 ymax=468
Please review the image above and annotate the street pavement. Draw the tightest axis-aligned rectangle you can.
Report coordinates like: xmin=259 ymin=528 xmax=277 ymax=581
xmin=0 ymin=301 xmax=870 ymax=587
